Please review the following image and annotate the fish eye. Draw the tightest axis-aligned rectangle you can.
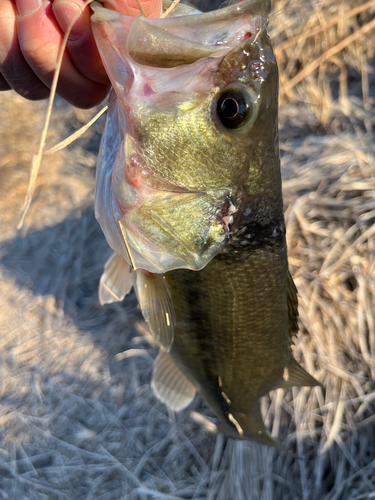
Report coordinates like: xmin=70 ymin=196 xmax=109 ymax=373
xmin=217 ymin=91 xmax=248 ymax=129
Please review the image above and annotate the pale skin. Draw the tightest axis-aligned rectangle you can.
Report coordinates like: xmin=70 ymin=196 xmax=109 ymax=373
xmin=0 ymin=0 xmax=162 ymax=108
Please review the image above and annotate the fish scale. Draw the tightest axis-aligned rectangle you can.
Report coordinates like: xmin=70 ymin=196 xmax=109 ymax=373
xmin=154 ymin=250 xmax=290 ymax=444
xmin=137 ymin=101 xmax=247 ymax=189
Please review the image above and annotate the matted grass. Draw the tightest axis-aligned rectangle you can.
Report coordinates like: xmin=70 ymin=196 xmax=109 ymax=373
xmin=0 ymin=1 xmax=375 ymax=498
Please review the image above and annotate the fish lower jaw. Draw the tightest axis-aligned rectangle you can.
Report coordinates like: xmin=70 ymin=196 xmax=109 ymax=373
xmin=110 ymin=181 xmax=243 ymax=273
xmin=107 ymin=205 xmax=228 ymax=274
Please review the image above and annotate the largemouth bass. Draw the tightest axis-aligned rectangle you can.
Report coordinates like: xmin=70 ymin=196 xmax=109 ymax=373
xmin=92 ymin=0 xmax=319 ymax=448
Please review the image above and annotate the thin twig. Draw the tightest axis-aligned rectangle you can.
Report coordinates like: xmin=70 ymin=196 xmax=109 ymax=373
xmin=161 ymin=0 xmax=181 ymax=18
xmin=18 ymin=0 xmax=95 ymax=228
xmin=44 ymin=104 xmax=109 ymax=156
xmin=136 ymin=0 xmax=146 ymax=17
xmin=119 ymin=219 xmax=137 ymax=270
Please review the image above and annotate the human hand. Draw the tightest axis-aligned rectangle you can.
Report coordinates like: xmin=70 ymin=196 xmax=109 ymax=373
xmin=0 ymin=0 xmax=162 ymax=108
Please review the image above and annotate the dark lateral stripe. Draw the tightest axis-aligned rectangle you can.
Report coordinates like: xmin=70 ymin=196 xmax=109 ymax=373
xmin=219 ymin=216 xmax=286 ymax=258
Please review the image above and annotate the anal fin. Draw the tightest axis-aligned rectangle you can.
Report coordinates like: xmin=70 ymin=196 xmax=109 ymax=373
xmin=152 ymin=351 xmax=196 ymax=411
xmin=99 ymin=252 xmax=133 ymax=305
xmin=278 ymin=357 xmax=321 ymax=389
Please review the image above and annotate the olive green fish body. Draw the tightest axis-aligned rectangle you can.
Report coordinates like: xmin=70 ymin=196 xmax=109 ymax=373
xmin=93 ymin=0 xmax=319 ymax=447
xmin=164 ymin=203 xmax=290 ymax=437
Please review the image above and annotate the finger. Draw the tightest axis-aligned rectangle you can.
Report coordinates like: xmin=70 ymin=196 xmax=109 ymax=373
xmin=16 ymin=0 xmax=110 ymax=108
xmin=52 ymin=0 xmax=110 ymax=85
xmin=54 ymin=0 xmax=162 ymax=90
xmin=0 ymin=73 xmax=11 ymax=91
xmin=103 ymin=0 xmax=163 ymax=18
xmin=0 ymin=0 xmax=50 ymax=99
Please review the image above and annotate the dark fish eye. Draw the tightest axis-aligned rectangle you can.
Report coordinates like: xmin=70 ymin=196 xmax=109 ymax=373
xmin=217 ymin=91 xmax=248 ymax=129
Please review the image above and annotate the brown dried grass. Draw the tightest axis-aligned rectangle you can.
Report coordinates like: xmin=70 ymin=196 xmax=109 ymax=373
xmin=0 ymin=0 xmax=375 ymax=499
xmin=271 ymin=0 xmax=375 ymax=126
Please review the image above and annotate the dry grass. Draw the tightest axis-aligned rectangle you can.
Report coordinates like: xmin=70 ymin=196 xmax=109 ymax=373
xmin=271 ymin=0 xmax=375 ymax=125
xmin=0 ymin=0 xmax=375 ymax=498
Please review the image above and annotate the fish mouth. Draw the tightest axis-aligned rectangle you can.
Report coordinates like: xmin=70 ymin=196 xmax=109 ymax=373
xmin=92 ymin=0 xmax=270 ymax=69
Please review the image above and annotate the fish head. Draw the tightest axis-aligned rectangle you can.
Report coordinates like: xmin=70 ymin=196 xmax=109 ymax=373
xmin=92 ymin=0 xmax=279 ymax=273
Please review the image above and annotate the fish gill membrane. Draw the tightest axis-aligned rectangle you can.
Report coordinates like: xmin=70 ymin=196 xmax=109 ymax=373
xmin=93 ymin=0 xmax=321 ymax=450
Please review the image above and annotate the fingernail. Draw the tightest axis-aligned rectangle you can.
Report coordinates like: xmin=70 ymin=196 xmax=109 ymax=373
xmin=16 ymin=0 xmax=42 ymax=16
xmin=53 ymin=1 xmax=88 ymax=42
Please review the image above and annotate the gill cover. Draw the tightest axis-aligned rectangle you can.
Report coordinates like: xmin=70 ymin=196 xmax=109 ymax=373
xmin=92 ymin=0 xmax=270 ymax=273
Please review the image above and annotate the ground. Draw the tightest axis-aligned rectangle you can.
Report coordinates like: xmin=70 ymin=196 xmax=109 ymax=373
xmin=0 ymin=1 xmax=375 ymax=499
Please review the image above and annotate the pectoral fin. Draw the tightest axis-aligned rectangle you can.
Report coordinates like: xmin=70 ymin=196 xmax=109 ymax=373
xmin=152 ymin=351 xmax=196 ymax=411
xmin=279 ymin=358 xmax=320 ymax=388
xmin=99 ymin=252 xmax=133 ymax=305
xmin=134 ymin=270 xmax=175 ymax=352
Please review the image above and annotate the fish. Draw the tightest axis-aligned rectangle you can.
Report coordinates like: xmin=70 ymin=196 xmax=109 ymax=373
xmin=91 ymin=0 xmax=320 ymax=448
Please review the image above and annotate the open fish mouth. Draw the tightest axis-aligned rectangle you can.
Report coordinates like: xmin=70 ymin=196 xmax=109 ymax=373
xmin=92 ymin=0 xmax=270 ymax=273
xmin=91 ymin=0 xmax=270 ymax=70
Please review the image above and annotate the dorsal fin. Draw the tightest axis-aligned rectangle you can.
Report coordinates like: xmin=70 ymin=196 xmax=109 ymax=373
xmin=287 ymin=270 xmax=299 ymax=337
xmin=99 ymin=252 xmax=133 ymax=305
xmin=134 ymin=270 xmax=175 ymax=352
xmin=152 ymin=351 xmax=196 ymax=411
